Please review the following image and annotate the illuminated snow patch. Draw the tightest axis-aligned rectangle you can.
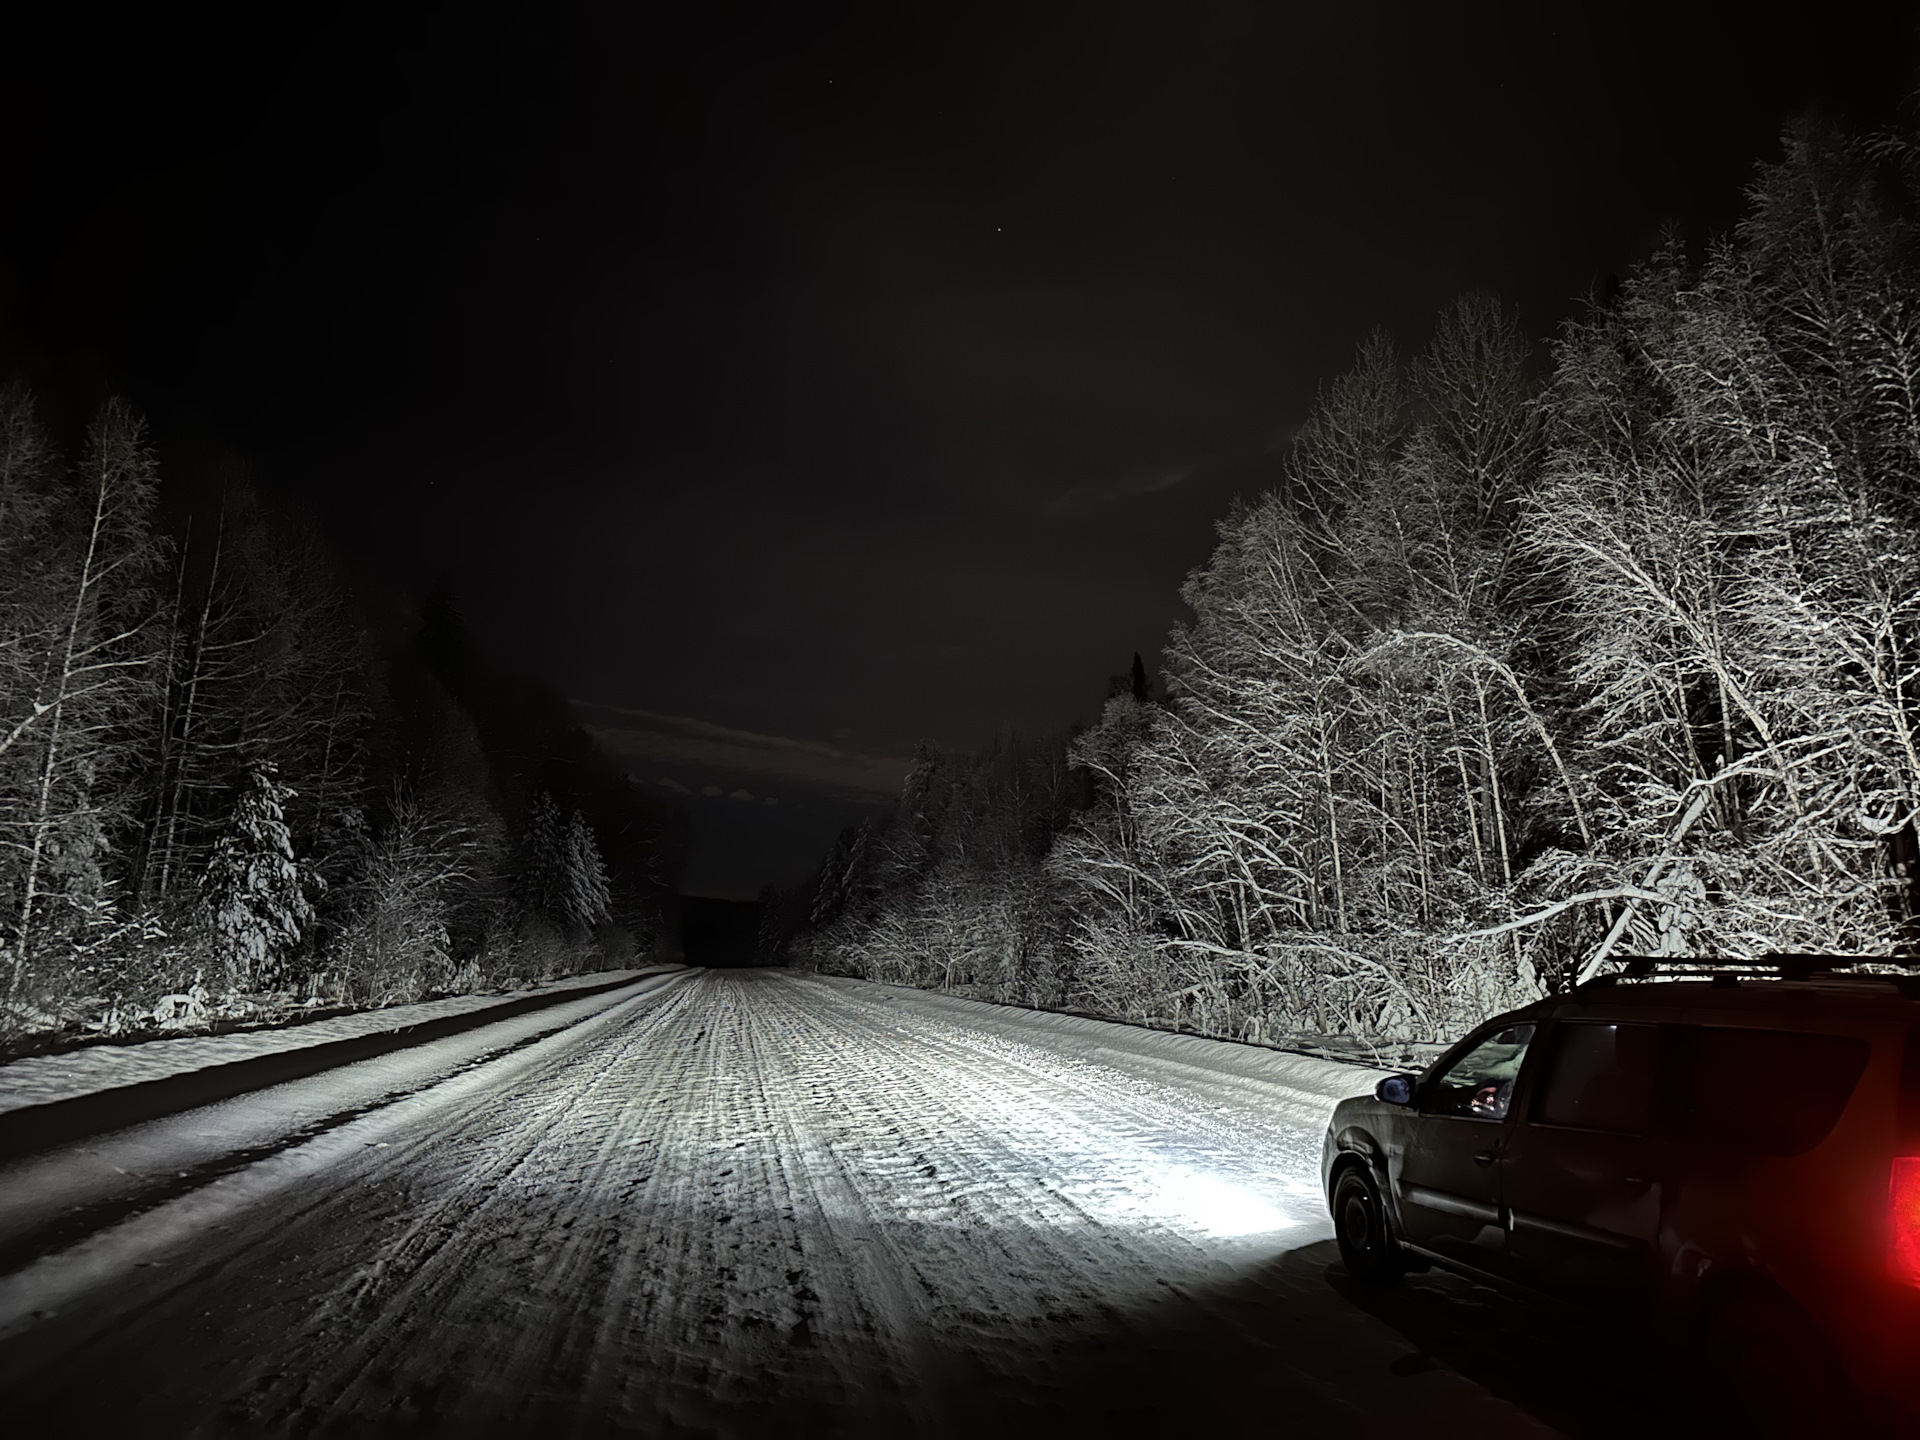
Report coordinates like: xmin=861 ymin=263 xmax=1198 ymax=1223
xmin=1145 ymin=1167 xmax=1296 ymax=1238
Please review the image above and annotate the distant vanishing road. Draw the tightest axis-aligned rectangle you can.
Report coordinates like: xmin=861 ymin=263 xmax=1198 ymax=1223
xmin=0 ymin=970 xmax=1577 ymax=1436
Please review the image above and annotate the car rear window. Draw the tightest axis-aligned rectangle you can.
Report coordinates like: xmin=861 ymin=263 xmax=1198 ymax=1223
xmin=1667 ymin=1026 xmax=1870 ymax=1157
xmin=1532 ymin=1022 xmax=1659 ymax=1133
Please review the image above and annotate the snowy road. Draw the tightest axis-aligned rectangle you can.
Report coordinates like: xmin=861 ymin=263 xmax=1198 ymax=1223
xmin=0 ymin=970 xmax=1577 ymax=1436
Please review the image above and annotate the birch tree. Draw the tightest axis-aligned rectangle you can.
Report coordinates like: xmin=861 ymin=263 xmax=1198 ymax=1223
xmin=2 ymin=400 xmax=164 ymax=999
xmin=1530 ymin=126 xmax=1920 ymax=965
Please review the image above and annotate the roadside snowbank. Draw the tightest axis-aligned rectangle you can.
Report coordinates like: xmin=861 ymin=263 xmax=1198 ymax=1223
xmin=0 ymin=966 xmax=682 ymax=1116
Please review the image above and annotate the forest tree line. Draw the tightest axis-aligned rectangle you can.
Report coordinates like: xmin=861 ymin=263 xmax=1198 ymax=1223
xmin=0 ymin=401 xmax=681 ymax=1049
xmin=784 ymin=120 xmax=1920 ymax=1048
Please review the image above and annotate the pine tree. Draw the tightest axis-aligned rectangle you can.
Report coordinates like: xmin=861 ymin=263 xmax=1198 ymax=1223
xmin=202 ymin=763 xmax=314 ymax=990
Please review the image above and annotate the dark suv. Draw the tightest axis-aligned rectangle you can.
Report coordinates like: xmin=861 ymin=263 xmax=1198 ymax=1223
xmin=1321 ymin=957 xmax=1920 ymax=1436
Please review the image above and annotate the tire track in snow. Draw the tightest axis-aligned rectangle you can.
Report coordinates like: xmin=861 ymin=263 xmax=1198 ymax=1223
xmin=791 ymin=978 xmax=1331 ymax=1213
xmin=246 ymin=974 xmax=712 ymax=1426
xmin=0 ymin=970 xmax=1557 ymax=1437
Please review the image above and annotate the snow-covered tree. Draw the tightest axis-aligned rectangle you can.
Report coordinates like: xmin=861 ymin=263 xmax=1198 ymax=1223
xmin=201 ymin=763 xmax=314 ymax=990
xmin=0 ymin=390 xmax=673 ymax=1037
xmin=1037 ymin=305 xmax=1556 ymax=1041
xmin=518 ymin=790 xmax=568 ymax=923
xmin=2 ymin=399 xmax=166 ymax=998
xmin=131 ymin=488 xmax=373 ymax=908
xmin=563 ymin=808 xmax=612 ymax=936
xmin=1524 ymin=127 xmax=1920 ymax=968
xmin=514 ymin=791 xmax=611 ymax=940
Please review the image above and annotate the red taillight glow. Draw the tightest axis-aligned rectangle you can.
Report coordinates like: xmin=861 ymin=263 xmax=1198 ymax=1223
xmin=1892 ymin=1157 xmax=1920 ymax=1288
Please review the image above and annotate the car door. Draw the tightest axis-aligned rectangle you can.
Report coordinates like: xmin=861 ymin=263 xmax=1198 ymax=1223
xmin=1395 ymin=1020 xmax=1536 ymax=1270
xmin=1501 ymin=1019 xmax=1663 ymax=1295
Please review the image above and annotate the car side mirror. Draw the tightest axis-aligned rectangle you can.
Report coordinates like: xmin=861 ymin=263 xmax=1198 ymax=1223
xmin=1375 ymin=1074 xmax=1415 ymax=1107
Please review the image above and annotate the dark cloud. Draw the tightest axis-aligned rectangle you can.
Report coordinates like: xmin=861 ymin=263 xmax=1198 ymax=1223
xmin=580 ymin=704 xmax=910 ymax=801
xmin=1045 ymin=464 xmax=1194 ymax=518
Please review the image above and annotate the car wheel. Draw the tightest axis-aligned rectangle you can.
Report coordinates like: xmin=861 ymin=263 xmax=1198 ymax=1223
xmin=1702 ymin=1290 xmax=1851 ymax=1440
xmin=1332 ymin=1164 xmax=1405 ymax=1284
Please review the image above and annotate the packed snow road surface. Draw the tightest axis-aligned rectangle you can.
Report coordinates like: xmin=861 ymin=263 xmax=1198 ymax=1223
xmin=0 ymin=970 xmax=1567 ymax=1436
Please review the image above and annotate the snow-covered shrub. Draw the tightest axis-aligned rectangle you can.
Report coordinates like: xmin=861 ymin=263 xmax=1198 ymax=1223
xmin=591 ymin=919 xmax=636 ymax=970
xmin=328 ymin=785 xmax=461 ymax=1005
xmin=509 ymin=909 xmax=575 ymax=984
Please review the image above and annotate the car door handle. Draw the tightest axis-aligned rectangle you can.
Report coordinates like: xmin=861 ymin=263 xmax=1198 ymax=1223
xmin=1623 ymin=1175 xmax=1651 ymax=1189
xmin=1472 ymin=1150 xmax=1497 ymax=1167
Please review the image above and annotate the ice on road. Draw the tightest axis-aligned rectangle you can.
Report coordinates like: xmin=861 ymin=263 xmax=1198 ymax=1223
xmin=0 ymin=969 xmax=1557 ymax=1436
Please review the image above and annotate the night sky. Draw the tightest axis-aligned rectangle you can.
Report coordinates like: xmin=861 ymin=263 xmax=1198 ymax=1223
xmin=5 ymin=2 xmax=1916 ymax=897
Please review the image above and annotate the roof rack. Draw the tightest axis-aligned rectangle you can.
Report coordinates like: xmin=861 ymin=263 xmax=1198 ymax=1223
xmin=1578 ymin=952 xmax=1920 ymax=993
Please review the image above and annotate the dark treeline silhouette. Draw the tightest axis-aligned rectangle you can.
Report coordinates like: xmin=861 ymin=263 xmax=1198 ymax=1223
xmin=0 ymin=408 xmax=682 ymax=1049
xmin=782 ymin=118 xmax=1920 ymax=1049
xmin=683 ymin=896 xmax=765 ymax=968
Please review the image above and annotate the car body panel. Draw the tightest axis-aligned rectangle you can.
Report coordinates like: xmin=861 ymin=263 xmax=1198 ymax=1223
xmin=1503 ymin=1121 xmax=1660 ymax=1292
xmin=1502 ymin=1018 xmax=1664 ymax=1293
xmin=1395 ymin=1109 xmax=1509 ymax=1259
xmin=1319 ymin=976 xmax=1920 ymax=1422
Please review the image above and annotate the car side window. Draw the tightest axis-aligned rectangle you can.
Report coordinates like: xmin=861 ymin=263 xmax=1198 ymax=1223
xmin=1530 ymin=1022 xmax=1659 ymax=1133
xmin=1420 ymin=1023 xmax=1536 ymax=1120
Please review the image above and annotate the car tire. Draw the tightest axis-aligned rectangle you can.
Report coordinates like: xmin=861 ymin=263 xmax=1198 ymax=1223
xmin=1702 ymin=1289 xmax=1851 ymax=1440
xmin=1332 ymin=1164 xmax=1406 ymax=1284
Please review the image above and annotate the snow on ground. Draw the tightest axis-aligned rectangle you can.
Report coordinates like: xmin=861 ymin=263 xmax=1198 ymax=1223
xmin=0 ymin=969 xmax=694 ymax=1290
xmin=0 ymin=965 xmax=679 ymax=1115
xmin=813 ymin=972 xmax=1391 ymax=1102
xmin=0 ymin=968 xmax=1562 ymax=1436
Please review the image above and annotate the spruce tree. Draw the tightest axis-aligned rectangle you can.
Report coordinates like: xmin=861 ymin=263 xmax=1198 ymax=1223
xmin=563 ymin=808 xmax=612 ymax=936
xmin=519 ymin=790 xmax=569 ymax=928
xmin=202 ymin=763 xmax=313 ymax=990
